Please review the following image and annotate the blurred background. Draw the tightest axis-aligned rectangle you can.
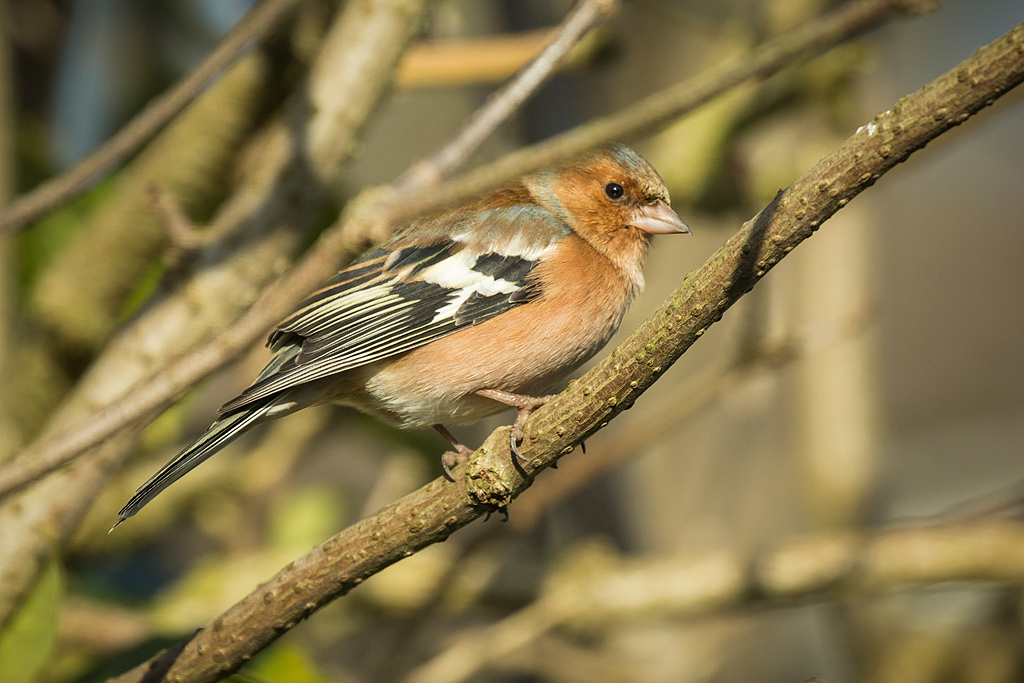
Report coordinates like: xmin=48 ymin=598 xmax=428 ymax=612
xmin=1 ymin=0 xmax=1023 ymax=681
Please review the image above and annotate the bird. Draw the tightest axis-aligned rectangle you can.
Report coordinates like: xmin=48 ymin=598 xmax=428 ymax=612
xmin=113 ymin=144 xmax=689 ymax=529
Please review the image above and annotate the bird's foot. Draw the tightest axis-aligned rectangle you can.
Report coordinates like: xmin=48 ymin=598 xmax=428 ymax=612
xmin=434 ymin=424 xmax=473 ymax=481
xmin=475 ymin=389 xmax=556 ymax=464
xmin=440 ymin=447 xmax=472 ymax=481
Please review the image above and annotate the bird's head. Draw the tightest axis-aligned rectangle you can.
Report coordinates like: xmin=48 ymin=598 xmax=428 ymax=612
xmin=526 ymin=144 xmax=689 ymax=275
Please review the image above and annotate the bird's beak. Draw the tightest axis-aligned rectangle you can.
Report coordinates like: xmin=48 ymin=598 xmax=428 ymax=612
xmin=629 ymin=200 xmax=691 ymax=235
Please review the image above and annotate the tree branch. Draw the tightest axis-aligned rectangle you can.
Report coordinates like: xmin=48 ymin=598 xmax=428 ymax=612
xmin=0 ymin=0 xmax=303 ymax=235
xmin=106 ymin=18 xmax=1024 ymax=683
xmin=0 ymin=0 xmax=926 ymax=502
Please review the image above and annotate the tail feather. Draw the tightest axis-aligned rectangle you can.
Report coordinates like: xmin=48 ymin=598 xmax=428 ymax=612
xmin=111 ymin=396 xmax=280 ymax=531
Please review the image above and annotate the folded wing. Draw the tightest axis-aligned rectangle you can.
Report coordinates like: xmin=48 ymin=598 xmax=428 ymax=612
xmin=219 ymin=204 xmax=566 ymax=414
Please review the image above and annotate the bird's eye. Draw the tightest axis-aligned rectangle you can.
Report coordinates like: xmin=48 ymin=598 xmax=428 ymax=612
xmin=604 ymin=182 xmax=624 ymax=200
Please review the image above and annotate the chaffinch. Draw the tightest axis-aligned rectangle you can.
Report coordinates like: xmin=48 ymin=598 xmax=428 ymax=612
xmin=115 ymin=144 xmax=688 ymax=527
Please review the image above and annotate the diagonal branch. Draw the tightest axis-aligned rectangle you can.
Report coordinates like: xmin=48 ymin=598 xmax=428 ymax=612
xmin=0 ymin=0 xmax=927 ymax=502
xmin=107 ymin=18 xmax=1024 ymax=683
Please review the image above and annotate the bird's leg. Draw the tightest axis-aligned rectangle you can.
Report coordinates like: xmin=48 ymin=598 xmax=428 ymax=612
xmin=475 ymin=388 xmax=556 ymax=463
xmin=433 ymin=424 xmax=472 ymax=481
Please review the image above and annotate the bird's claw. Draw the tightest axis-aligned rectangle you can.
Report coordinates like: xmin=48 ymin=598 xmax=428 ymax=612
xmin=439 ymin=445 xmax=472 ymax=481
xmin=484 ymin=505 xmax=510 ymax=522
xmin=473 ymin=389 xmax=556 ymax=468
xmin=440 ymin=452 xmax=458 ymax=481
xmin=509 ymin=427 xmax=527 ymax=464
xmin=435 ymin=424 xmax=473 ymax=481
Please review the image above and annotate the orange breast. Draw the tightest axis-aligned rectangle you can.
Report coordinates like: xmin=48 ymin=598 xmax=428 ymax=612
xmin=355 ymin=235 xmax=638 ymax=428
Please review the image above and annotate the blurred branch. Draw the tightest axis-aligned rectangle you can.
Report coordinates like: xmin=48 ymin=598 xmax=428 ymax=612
xmin=0 ymin=0 xmax=429 ymax=635
xmin=0 ymin=0 xmax=303 ymax=235
xmin=149 ymin=184 xmax=209 ymax=270
xmin=106 ymin=19 xmax=1024 ymax=683
xmin=396 ymin=26 xmax=607 ymax=87
xmin=0 ymin=0 xmax=924 ymax=503
xmin=59 ymin=598 xmax=152 ymax=654
xmin=28 ymin=45 xmax=289 ymax=356
xmin=406 ymin=520 xmax=1024 ymax=683
xmin=793 ymin=204 xmax=880 ymax=527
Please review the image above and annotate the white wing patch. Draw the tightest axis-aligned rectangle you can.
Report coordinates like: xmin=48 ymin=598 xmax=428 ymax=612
xmin=417 ymin=250 xmax=482 ymax=288
xmin=431 ymin=277 xmax=520 ymax=322
xmin=419 ymin=250 xmax=524 ymax=323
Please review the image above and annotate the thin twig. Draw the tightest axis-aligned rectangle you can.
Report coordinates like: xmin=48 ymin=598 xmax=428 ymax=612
xmin=0 ymin=0 xmax=302 ymax=234
xmin=106 ymin=19 xmax=1024 ymax=683
xmin=147 ymin=184 xmax=203 ymax=248
xmin=392 ymin=0 xmax=620 ymax=193
xmin=0 ymin=0 xmax=922 ymax=502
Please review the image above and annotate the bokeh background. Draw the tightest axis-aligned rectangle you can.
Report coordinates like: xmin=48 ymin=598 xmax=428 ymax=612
xmin=1 ymin=0 xmax=1023 ymax=681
